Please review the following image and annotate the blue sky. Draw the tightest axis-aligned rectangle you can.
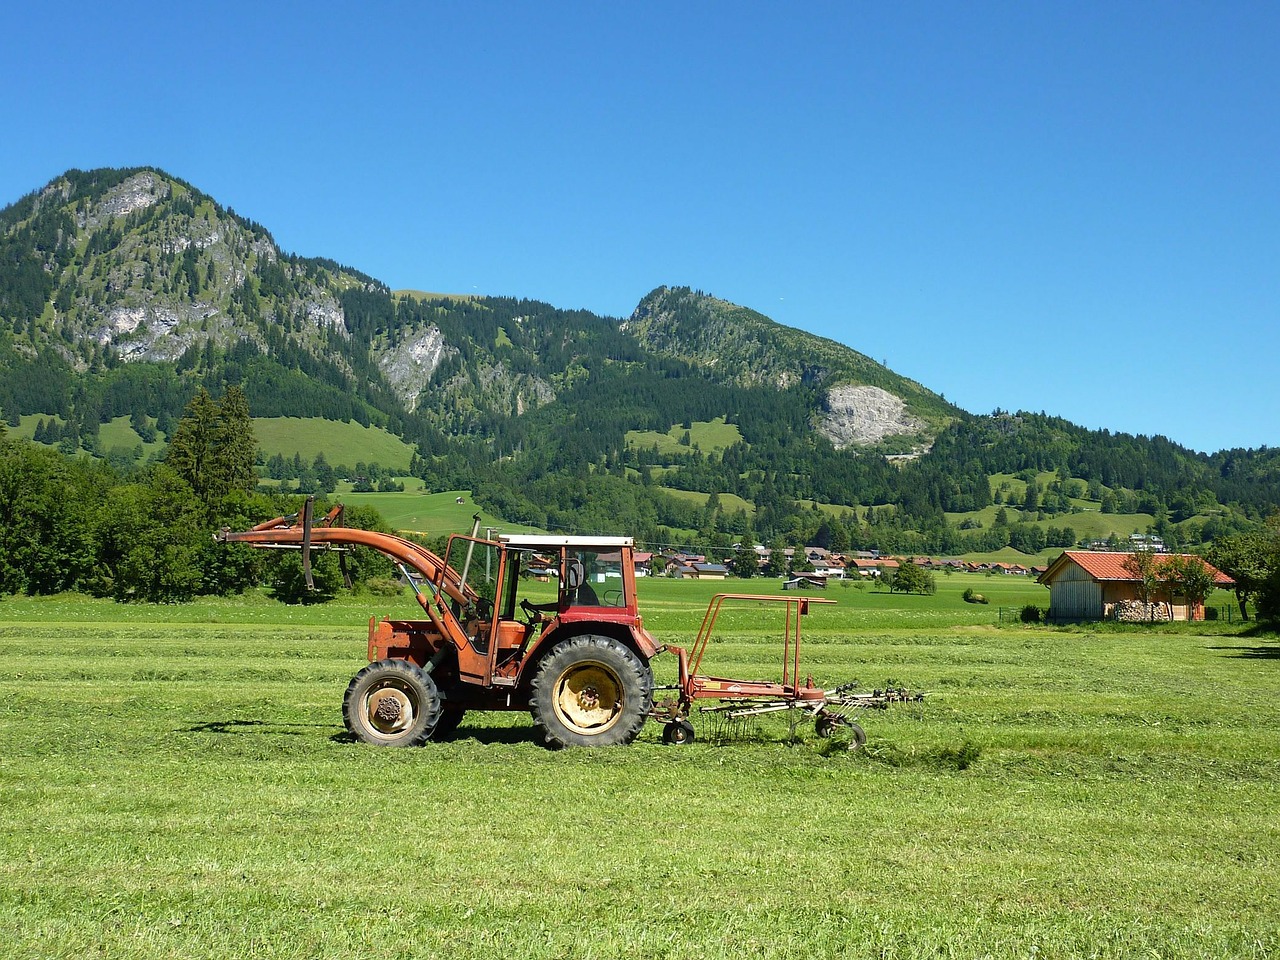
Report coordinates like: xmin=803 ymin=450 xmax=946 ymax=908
xmin=2 ymin=1 xmax=1276 ymax=454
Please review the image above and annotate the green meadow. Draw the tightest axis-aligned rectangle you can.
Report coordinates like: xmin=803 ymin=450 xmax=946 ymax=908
xmin=251 ymin=417 xmax=417 ymax=471
xmin=330 ymin=487 xmax=518 ymax=537
xmin=626 ymin=416 xmax=745 ymax=457
xmin=1 ymin=576 xmax=1276 ymax=959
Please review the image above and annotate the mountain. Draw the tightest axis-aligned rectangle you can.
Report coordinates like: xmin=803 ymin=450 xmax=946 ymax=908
xmin=625 ymin=286 xmax=958 ymax=450
xmin=1 ymin=166 xmax=1277 ymax=555
xmin=0 ymin=167 xmax=955 ymax=457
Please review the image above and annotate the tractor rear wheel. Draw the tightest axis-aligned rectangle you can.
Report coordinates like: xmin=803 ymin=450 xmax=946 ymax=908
xmin=530 ymin=636 xmax=653 ymax=748
xmin=343 ymin=659 xmax=442 ymax=747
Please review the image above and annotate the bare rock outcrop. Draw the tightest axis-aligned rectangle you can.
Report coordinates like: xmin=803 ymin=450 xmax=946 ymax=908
xmin=378 ymin=326 xmax=456 ymax=411
xmin=817 ymin=384 xmax=924 ymax=448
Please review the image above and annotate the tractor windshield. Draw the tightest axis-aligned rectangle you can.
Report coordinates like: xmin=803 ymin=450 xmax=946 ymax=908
xmin=442 ymin=536 xmax=499 ymax=616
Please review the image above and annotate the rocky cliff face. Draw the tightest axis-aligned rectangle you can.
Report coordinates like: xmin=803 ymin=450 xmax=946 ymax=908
xmin=377 ymin=326 xmax=454 ymax=411
xmin=817 ymin=384 xmax=926 ymax=449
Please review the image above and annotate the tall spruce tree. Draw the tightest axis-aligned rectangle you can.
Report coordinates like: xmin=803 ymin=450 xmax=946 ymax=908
xmin=211 ymin=385 xmax=257 ymax=497
xmin=165 ymin=386 xmax=257 ymax=514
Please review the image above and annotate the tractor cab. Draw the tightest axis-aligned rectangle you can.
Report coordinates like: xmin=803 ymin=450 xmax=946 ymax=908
xmin=433 ymin=533 xmax=656 ymax=688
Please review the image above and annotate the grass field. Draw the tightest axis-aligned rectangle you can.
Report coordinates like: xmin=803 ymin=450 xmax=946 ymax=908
xmin=626 ymin=417 xmax=745 ymax=458
xmin=334 ymin=488 xmax=534 ymax=538
xmin=252 ymin=418 xmax=417 ymax=471
xmin=654 ymin=486 xmax=757 ymax=518
xmin=1 ymin=578 xmax=1276 ymax=959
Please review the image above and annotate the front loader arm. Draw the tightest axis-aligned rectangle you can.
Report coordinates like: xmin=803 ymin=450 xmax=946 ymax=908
xmin=217 ymin=499 xmax=476 ymax=608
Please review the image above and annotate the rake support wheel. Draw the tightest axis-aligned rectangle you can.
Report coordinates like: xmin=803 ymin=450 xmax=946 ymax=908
xmin=816 ymin=713 xmax=867 ymax=750
xmin=663 ymin=719 xmax=696 ymax=745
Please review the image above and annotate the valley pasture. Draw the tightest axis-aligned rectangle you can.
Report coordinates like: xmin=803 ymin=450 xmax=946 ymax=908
xmin=0 ymin=584 xmax=1276 ymax=959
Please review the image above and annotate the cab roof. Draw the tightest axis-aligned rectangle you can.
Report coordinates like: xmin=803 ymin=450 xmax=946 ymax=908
xmin=498 ymin=534 xmax=634 ymax=549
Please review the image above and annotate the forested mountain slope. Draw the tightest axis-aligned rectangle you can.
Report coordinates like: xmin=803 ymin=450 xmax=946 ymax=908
xmin=0 ymin=167 xmax=956 ymax=461
xmin=625 ymin=285 xmax=958 ymax=449
xmin=1 ymin=166 xmax=1277 ymax=555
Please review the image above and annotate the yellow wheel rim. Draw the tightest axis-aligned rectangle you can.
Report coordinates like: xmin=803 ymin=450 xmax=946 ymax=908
xmin=552 ymin=662 xmax=623 ymax=735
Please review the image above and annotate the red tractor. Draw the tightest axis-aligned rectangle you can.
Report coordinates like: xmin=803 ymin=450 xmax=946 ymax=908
xmin=220 ymin=500 xmax=661 ymax=748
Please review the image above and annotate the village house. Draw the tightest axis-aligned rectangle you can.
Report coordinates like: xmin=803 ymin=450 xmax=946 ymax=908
xmin=678 ymin=562 xmax=729 ymax=580
xmin=525 ymin=554 xmax=558 ymax=581
xmin=660 ymin=553 xmax=705 ymax=577
xmin=989 ymin=562 xmax=1031 ymax=576
xmin=846 ymin=557 xmax=900 ymax=578
xmin=811 ymin=555 xmax=846 ymax=579
xmin=847 ymin=558 xmax=881 ymax=577
xmin=1037 ymin=551 xmax=1232 ymax=621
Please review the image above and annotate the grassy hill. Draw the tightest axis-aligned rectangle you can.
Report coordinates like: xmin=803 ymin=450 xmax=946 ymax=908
xmin=252 ymin=417 xmax=416 ymax=471
xmin=654 ymin=486 xmax=756 ymax=517
xmin=333 ymin=488 xmax=530 ymax=538
xmin=392 ymin=289 xmax=481 ymax=302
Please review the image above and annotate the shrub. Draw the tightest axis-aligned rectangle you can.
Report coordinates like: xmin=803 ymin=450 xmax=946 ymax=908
xmin=363 ymin=577 xmax=405 ymax=597
xmin=1020 ymin=604 xmax=1042 ymax=623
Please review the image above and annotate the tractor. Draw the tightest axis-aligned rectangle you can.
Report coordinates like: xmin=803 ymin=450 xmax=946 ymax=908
xmin=219 ymin=499 xmax=661 ymax=748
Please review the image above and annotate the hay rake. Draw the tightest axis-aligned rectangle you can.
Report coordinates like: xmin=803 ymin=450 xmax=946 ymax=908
xmin=655 ymin=594 xmax=923 ymax=748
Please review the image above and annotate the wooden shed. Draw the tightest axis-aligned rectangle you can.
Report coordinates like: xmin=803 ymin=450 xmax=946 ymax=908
xmin=1037 ymin=551 xmax=1232 ymax=621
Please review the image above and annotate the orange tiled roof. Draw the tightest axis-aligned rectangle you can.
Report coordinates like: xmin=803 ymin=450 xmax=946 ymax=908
xmin=1041 ymin=551 xmax=1233 ymax=585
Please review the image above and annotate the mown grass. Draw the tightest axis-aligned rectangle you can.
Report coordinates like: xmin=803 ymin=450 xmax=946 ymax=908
xmin=1 ymin=584 xmax=1276 ymax=959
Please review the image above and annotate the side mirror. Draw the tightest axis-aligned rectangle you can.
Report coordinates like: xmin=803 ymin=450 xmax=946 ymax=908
xmin=566 ymin=559 xmax=585 ymax=590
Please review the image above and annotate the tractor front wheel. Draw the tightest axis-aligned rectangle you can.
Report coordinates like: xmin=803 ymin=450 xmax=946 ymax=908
xmin=530 ymin=636 xmax=652 ymax=748
xmin=343 ymin=659 xmax=442 ymax=747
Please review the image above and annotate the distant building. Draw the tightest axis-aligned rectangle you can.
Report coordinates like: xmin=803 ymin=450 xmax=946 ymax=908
xmin=782 ymin=574 xmax=828 ymax=590
xmin=685 ymin=563 xmax=729 ymax=580
xmin=1038 ymin=551 xmax=1232 ymax=621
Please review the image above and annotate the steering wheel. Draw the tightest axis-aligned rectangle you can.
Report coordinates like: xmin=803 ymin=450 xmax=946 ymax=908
xmin=519 ymin=598 xmax=549 ymax=626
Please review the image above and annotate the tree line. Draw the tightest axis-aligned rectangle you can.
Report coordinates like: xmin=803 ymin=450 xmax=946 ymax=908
xmin=0 ymin=387 xmax=392 ymax=603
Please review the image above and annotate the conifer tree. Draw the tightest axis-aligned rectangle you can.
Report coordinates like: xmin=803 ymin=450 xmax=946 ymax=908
xmin=165 ymin=388 xmax=219 ymax=505
xmin=211 ymin=385 xmax=257 ymax=497
xmin=165 ymin=386 xmax=257 ymax=514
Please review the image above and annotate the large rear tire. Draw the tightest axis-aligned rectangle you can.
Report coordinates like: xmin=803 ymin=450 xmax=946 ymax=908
xmin=530 ymin=636 xmax=653 ymax=748
xmin=343 ymin=659 xmax=442 ymax=747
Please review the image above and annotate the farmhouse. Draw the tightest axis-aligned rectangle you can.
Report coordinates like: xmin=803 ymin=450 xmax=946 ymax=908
xmin=1037 ymin=551 xmax=1233 ymax=621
